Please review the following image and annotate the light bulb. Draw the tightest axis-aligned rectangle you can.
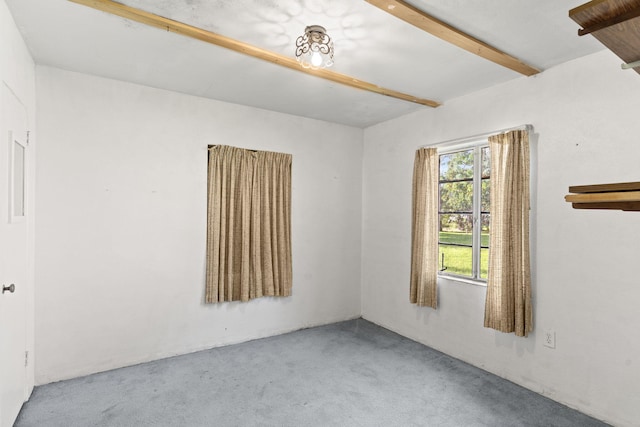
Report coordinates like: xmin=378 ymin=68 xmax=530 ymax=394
xmin=311 ymin=51 xmax=323 ymax=67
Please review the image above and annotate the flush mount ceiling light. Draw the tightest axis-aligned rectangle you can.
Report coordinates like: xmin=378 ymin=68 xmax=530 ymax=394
xmin=295 ymin=25 xmax=334 ymax=70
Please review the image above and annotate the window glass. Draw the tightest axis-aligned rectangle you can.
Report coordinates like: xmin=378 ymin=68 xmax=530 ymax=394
xmin=481 ymin=179 xmax=490 ymax=212
xmin=439 ymin=244 xmax=473 ymax=277
xmin=481 ymin=146 xmax=491 ymax=178
xmin=480 ymin=213 xmax=490 ymax=279
xmin=439 ymin=150 xmax=473 ymax=180
xmin=480 ymin=248 xmax=489 ymax=279
xmin=439 ymin=182 xmax=473 ymax=212
xmin=438 ymin=145 xmax=490 ymax=282
xmin=439 ymin=214 xmax=473 ymax=245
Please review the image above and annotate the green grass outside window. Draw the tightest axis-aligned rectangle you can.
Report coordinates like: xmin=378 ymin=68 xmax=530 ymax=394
xmin=438 ymin=231 xmax=489 ymax=279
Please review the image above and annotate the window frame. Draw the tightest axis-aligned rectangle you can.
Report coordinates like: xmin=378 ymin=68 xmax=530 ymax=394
xmin=437 ymin=141 xmax=489 ymax=286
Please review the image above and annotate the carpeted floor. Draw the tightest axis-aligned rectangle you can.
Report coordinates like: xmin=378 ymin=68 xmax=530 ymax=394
xmin=16 ymin=319 xmax=608 ymax=426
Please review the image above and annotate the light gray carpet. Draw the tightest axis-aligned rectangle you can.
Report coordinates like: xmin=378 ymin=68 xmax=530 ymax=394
xmin=16 ymin=319 xmax=608 ymax=427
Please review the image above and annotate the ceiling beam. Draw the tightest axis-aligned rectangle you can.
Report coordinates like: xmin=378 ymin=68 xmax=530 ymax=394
xmin=68 ymin=0 xmax=440 ymax=108
xmin=365 ymin=0 xmax=541 ymax=76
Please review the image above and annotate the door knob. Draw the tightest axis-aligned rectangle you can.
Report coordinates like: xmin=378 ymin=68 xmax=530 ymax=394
xmin=2 ymin=284 xmax=15 ymax=294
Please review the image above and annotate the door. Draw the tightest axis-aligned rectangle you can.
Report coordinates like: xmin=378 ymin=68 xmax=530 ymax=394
xmin=0 ymin=84 xmax=29 ymax=427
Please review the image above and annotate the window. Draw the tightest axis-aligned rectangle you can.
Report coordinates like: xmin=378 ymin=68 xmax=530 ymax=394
xmin=411 ymin=128 xmax=531 ymax=332
xmin=438 ymin=144 xmax=489 ymax=282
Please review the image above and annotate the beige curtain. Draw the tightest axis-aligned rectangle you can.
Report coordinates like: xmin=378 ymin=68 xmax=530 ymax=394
xmin=206 ymin=145 xmax=292 ymax=303
xmin=410 ymin=147 xmax=439 ymax=308
xmin=484 ymin=130 xmax=532 ymax=336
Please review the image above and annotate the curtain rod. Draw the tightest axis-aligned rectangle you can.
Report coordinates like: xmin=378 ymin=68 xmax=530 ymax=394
xmin=419 ymin=124 xmax=532 ymax=149
xmin=208 ymin=144 xmax=258 ymax=152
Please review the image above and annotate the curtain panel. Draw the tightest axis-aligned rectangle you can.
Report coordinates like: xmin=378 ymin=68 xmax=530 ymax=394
xmin=484 ymin=130 xmax=533 ymax=336
xmin=206 ymin=145 xmax=292 ymax=303
xmin=410 ymin=147 xmax=439 ymax=308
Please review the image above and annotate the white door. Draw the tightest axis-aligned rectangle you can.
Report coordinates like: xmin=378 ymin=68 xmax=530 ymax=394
xmin=0 ymin=85 xmax=29 ymax=427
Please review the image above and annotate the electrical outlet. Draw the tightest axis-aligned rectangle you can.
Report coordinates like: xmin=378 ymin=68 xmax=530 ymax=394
xmin=543 ymin=329 xmax=556 ymax=349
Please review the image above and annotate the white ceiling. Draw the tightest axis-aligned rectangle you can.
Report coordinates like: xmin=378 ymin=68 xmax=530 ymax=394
xmin=6 ymin=0 xmax=604 ymax=127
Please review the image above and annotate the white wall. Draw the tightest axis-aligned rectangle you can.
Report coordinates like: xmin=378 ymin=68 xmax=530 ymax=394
xmin=362 ymin=49 xmax=640 ymax=427
xmin=35 ymin=66 xmax=363 ymax=384
xmin=28 ymin=36 xmax=640 ymax=426
xmin=1 ymin=0 xmax=36 ymax=396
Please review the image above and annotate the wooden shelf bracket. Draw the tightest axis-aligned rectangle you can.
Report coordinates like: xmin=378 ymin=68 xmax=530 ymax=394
xmin=577 ymin=6 xmax=640 ymax=36
xmin=570 ymin=0 xmax=640 ymax=75
xmin=565 ymin=181 xmax=640 ymax=211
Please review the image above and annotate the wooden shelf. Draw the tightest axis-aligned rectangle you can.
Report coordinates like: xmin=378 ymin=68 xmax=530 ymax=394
xmin=565 ymin=181 xmax=640 ymax=211
xmin=570 ymin=0 xmax=640 ymax=74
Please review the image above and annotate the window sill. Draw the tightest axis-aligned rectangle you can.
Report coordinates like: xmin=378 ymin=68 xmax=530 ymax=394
xmin=437 ymin=274 xmax=487 ymax=287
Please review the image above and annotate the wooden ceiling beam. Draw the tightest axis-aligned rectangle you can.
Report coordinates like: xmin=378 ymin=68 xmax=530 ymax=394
xmin=68 ymin=0 xmax=440 ymax=108
xmin=365 ymin=0 xmax=541 ymax=76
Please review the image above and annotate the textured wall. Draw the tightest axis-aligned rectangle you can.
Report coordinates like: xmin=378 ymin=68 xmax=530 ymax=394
xmin=28 ymin=36 xmax=640 ymax=427
xmin=35 ymin=66 xmax=363 ymax=384
xmin=361 ymin=50 xmax=640 ymax=427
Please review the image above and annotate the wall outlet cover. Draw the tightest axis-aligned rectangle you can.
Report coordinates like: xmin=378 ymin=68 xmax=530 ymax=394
xmin=543 ymin=329 xmax=556 ymax=349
